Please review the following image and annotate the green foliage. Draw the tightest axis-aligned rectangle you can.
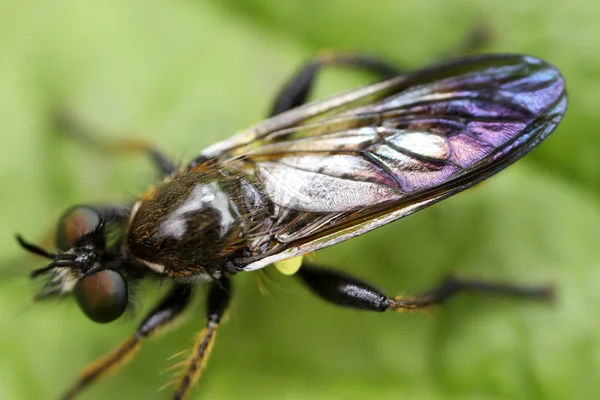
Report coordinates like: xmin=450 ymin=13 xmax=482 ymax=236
xmin=0 ymin=1 xmax=597 ymax=399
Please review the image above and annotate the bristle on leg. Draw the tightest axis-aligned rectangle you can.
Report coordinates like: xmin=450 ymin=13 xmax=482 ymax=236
xmin=171 ymin=324 xmax=218 ymax=400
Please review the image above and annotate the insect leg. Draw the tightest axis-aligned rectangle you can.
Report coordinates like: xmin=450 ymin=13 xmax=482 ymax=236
xmin=269 ymin=53 xmax=402 ymax=116
xmin=55 ymin=111 xmax=177 ymax=174
xmin=269 ymin=22 xmax=491 ymax=118
xmin=297 ymin=264 xmax=553 ymax=313
xmin=441 ymin=22 xmax=491 ymax=59
xmin=172 ymin=277 xmax=231 ymax=400
xmin=61 ymin=284 xmax=193 ymax=400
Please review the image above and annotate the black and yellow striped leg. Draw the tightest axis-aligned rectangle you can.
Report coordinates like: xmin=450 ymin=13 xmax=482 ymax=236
xmin=61 ymin=284 xmax=193 ymax=400
xmin=172 ymin=278 xmax=231 ymax=400
xmin=297 ymin=264 xmax=553 ymax=313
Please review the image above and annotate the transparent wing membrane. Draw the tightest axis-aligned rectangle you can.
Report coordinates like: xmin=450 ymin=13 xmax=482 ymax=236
xmin=195 ymin=54 xmax=566 ymax=270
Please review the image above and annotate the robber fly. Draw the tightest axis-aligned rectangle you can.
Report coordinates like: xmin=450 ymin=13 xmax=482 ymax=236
xmin=17 ymin=52 xmax=566 ymax=399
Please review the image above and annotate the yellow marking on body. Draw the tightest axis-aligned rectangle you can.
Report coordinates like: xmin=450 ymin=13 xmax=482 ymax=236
xmin=274 ymin=256 xmax=303 ymax=275
xmin=138 ymin=172 xmax=180 ymax=203
xmin=140 ymin=185 xmax=158 ymax=201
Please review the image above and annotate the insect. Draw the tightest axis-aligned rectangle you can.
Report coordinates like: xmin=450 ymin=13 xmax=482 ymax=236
xmin=17 ymin=52 xmax=566 ymax=399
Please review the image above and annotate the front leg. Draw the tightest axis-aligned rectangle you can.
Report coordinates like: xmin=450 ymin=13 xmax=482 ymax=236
xmin=62 ymin=283 xmax=193 ymax=399
xmin=297 ymin=264 xmax=552 ymax=313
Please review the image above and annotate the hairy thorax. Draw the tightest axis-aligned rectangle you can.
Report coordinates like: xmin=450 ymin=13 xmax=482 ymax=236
xmin=126 ymin=165 xmax=266 ymax=277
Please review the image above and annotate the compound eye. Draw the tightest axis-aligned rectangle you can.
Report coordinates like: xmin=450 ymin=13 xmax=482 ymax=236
xmin=56 ymin=206 xmax=101 ymax=251
xmin=74 ymin=270 xmax=128 ymax=323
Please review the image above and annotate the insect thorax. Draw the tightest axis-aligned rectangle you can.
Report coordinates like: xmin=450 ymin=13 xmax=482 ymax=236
xmin=126 ymin=165 xmax=266 ymax=276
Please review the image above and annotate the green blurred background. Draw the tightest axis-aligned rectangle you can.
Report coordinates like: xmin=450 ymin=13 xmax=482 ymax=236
xmin=0 ymin=0 xmax=598 ymax=399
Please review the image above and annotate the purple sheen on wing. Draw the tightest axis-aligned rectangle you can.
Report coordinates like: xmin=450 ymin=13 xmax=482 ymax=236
xmin=408 ymin=99 xmax=530 ymax=120
xmin=378 ymin=65 xmax=525 ymax=109
xmin=367 ymin=143 xmax=460 ymax=193
xmin=400 ymin=164 xmax=462 ymax=193
xmin=499 ymin=83 xmax=565 ymax=115
xmin=493 ymin=98 xmax=567 ymax=162
xmin=239 ymin=55 xmax=565 ymax=221
xmin=236 ymin=56 xmax=567 ymax=269
xmin=497 ymin=69 xmax=564 ymax=113
xmin=448 ymin=134 xmax=496 ymax=168
xmin=466 ymin=121 xmax=527 ymax=147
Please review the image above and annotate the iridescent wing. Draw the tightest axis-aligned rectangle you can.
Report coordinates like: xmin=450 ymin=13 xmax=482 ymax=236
xmin=199 ymin=54 xmax=567 ymax=270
